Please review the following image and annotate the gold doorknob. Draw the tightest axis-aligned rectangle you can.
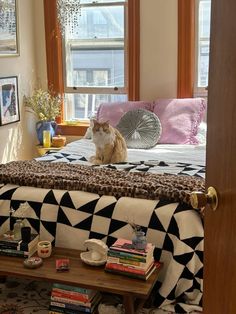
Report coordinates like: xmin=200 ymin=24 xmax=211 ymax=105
xmin=190 ymin=186 xmax=218 ymax=211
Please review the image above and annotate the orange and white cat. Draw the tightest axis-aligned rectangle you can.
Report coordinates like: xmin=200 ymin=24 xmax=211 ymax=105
xmin=89 ymin=120 xmax=127 ymax=165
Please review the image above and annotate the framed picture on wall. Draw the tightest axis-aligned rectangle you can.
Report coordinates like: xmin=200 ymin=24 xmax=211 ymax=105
xmin=0 ymin=76 xmax=20 ymax=126
xmin=0 ymin=0 xmax=19 ymax=56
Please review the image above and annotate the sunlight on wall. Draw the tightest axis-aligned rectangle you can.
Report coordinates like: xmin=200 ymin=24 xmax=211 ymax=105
xmin=1 ymin=124 xmax=23 ymax=163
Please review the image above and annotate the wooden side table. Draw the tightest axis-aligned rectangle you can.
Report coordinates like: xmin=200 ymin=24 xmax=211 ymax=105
xmin=36 ymin=145 xmax=63 ymax=156
xmin=0 ymin=247 xmax=162 ymax=314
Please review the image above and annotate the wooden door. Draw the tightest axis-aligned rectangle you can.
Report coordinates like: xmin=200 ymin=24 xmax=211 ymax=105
xmin=204 ymin=0 xmax=236 ymax=313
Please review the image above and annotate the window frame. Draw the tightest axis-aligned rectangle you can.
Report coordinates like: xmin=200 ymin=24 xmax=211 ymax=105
xmin=194 ymin=0 xmax=210 ymax=98
xmin=44 ymin=0 xmax=139 ymax=131
xmin=178 ymin=0 xmax=210 ymax=98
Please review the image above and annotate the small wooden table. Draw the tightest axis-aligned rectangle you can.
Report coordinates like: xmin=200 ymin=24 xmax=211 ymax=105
xmin=0 ymin=248 xmax=160 ymax=314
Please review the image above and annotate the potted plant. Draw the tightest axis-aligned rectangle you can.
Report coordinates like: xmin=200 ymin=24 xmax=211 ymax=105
xmin=24 ymin=89 xmax=63 ymax=145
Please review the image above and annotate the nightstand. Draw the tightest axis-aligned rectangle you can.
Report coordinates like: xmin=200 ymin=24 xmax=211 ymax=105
xmin=36 ymin=145 xmax=63 ymax=156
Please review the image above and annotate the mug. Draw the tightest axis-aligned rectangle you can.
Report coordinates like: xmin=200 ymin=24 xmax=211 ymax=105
xmin=37 ymin=241 xmax=52 ymax=258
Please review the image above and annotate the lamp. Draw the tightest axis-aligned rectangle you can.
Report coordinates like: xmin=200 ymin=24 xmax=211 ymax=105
xmin=56 ymin=0 xmax=81 ymax=37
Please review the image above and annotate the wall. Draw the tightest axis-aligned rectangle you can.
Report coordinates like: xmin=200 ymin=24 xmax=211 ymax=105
xmin=0 ymin=0 xmax=178 ymax=162
xmin=140 ymin=0 xmax=178 ymax=101
xmin=0 ymin=0 xmax=38 ymax=163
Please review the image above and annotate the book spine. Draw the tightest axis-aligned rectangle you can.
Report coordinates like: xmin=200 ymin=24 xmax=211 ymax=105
xmin=52 ymin=283 xmax=92 ymax=295
xmin=108 ymin=250 xmax=147 ymax=262
xmin=105 ymin=262 xmax=158 ymax=280
xmin=50 ymin=305 xmax=90 ymax=314
xmin=51 ymin=290 xmax=90 ymax=303
xmin=0 ymin=241 xmax=20 ymax=249
xmin=50 ymin=300 xmax=92 ymax=313
xmin=107 ymin=256 xmax=152 ymax=269
xmin=51 ymin=296 xmax=92 ymax=308
xmin=110 ymin=246 xmax=147 ymax=256
xmin=104 ymin=268 xmax=148 ymax=280
xmin=105 ymin=262 xmax=150 ymax=275
xmin=49 ymin=307 xmax=85 ymax=314
xmin=0 ymin=248 xmax=28 ymax=257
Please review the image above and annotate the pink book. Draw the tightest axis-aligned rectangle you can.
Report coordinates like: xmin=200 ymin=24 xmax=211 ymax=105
xmin=110 ymin=238 xmax=154 ymax=256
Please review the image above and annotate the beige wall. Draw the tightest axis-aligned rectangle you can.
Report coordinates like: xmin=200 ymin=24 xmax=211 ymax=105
xmin=140 ymin=0 xmax=178 ymax=101
xmin=0 ymin=0 xmax=178 ymax=162
xmin=0 ymin=0 xmax=38 ymax=163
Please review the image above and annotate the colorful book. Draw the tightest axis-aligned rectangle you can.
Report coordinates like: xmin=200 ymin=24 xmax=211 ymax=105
xmin=105 ymin=261 xmax=154 ymax=275
xmin=51 ymin=292 xmax=101 ymax=309
xmin=0 ymin=241 xmax=38 ymax=258
xmin=0 ymin=233 xmax=39 ymax=252
xmin=105 ymin=261 xmax=162 ymax=281
xmin=106 ymin=256 xmax=154 ymax=270
xmin=52 ymin=283 xmax=95 ymax=296
xmin=52 ymin=288 xmax=97 ymax=303
xmin=110 ymin=238 xmax=154 ymax=257
xmin=50 ymin=293 xmax=101 ymax=313
xmin=107 ymin=249 xmax=148 ymax=263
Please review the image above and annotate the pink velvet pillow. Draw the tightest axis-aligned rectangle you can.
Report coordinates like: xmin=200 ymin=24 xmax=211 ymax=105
xmin=96 ymin=101 xmax=153 ymax=127
xmin=153 ymin=98 xmax=206 ymax=144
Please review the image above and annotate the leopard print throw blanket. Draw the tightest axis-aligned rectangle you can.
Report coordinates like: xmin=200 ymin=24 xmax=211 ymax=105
xmin=0 ymin=160 xmax=205 ymax=205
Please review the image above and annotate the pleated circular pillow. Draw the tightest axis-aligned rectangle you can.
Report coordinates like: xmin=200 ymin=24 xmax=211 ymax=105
xmin=116 ymin=109 xmax=162 ymax=149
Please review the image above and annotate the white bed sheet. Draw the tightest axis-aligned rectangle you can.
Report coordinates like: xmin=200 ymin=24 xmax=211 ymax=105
xmin=60 ymin=139 xmax=206 ymax=166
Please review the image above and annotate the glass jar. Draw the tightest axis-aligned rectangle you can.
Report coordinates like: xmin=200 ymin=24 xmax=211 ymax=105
xmin=132 ymin=231 xmax=147 ymax=250
xmin=13 ymin=219 xmax=25 ymax=240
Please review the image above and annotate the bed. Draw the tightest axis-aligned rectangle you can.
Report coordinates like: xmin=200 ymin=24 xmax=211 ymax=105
xmin=0 ymin=98 xmax=206 ymax=313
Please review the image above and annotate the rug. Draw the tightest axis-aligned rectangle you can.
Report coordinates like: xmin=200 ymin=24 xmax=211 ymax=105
xmin=0 ymin=277 xmax=202 ymax=314
xmin=0 ymin=277 xmax=51 ymax=314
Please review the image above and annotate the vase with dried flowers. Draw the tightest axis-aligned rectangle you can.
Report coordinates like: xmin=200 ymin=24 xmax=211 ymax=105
xmin=24 ymin=89 xmax=63 ymax=145
xmin=128 ymin=222 xmax=147 ymax=250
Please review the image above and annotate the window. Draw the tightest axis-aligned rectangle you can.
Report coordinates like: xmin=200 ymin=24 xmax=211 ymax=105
xmin=44 ymin=0 xmax=139 ymax=128
xmin=194 ymin=0 xmax=211 ymax=97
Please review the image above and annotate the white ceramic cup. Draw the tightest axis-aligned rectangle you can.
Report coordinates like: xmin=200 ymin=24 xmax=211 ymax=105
xmin=37 ymin=241 xmax=52 ymax=258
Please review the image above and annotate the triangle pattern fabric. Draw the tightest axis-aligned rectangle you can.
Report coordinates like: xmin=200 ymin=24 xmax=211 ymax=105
xmin=167 ymin=216 xmax=180 ymax=238
xmin=95 ymin=203 xmax=116 ymax=218
xmin=182 ymin=237 xmax=203 ymax=250
xmin=148 ymin=211 xmax=166 ymax=232
xmin=174 ymin=252 xmax=195 ymax=266
xmin=77 ymin=199 xmax=99 ymax=214
xmin=60 ymin=192 xmax=76 ymax=209
xmin=108 ymin=219 xmax=128 ymax=235
xmin=43 ymin=190 xmax=59 ymax=205
xmin=57 ymin=207 xmax=72 ymax=226
xmin=74 ymin=215 xmax=93 ymax=231
xmin=89 ymin=231 xmax=106 ymax=240
xmin=0 ymin=187 xmax=18 ymax=199
xmin=27 ymin=201 xmax=42 ymax=219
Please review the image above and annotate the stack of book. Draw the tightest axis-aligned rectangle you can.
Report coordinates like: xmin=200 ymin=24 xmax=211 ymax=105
xmin=49 ymin=283 xmax=101 ymax=314
xmin=0 ymin=232 xmax=39 ymax=258
xmin=105 ymin=238 xmax=161 ymax=280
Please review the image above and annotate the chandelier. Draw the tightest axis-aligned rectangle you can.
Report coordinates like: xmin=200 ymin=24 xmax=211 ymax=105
xmin=56 ymin=0 xmax=81 ymax=36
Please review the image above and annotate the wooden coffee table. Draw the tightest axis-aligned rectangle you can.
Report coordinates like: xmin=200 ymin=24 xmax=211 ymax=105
xmin=0 ymin=247 xmax=161 ymax=314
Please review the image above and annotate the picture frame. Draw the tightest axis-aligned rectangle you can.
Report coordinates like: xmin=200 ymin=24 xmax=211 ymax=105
xmin=0 ymin=76 xmax=20 ymax=126
xmin=0 ymin=0 xmax=19 ymax=56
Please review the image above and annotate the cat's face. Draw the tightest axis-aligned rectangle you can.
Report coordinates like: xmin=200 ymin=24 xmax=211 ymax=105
xmin=92 ymin=120 xmax=110 ymax=135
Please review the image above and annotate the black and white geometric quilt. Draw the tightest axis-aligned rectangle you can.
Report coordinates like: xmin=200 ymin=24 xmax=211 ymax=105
xmin=35 ymin=151 xmax=205 ymax=178
xmin=0 ymin=151 xmax=204 ymax=313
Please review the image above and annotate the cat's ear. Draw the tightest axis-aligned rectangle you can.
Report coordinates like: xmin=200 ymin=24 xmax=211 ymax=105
xmin=104 ymin=120 xmax=110 ymax=126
